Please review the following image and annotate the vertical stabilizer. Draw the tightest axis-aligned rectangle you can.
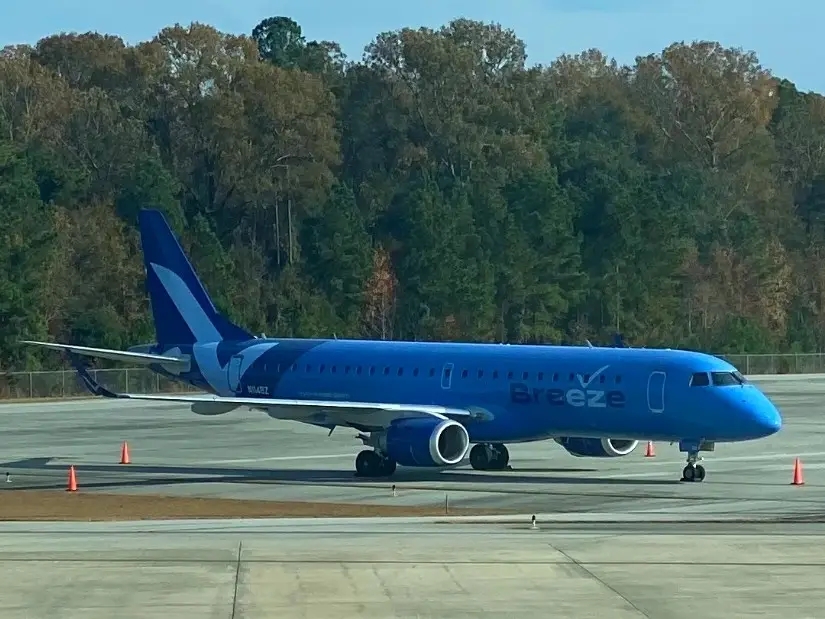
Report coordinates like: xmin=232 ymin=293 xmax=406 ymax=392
xmin=138 ymin=209 xmax=252 ymax=347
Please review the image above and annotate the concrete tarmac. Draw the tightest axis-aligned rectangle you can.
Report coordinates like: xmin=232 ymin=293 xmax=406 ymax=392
xmin=1 ymin=516 xmax=824 ymax=618
xmin=2 ymin=376 xmax=825 ymax=617
xmin=0 ymin=376 xmax=824 ymax=517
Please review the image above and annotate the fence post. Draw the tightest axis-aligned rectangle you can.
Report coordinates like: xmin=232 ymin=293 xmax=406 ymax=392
xmin=125 ymin=368 xmax=129 ymax=392
xmin=746 ymin=355 xmax=750 ymax=375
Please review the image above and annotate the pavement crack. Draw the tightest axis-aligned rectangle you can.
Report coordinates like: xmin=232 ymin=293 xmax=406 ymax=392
xmin=549 ymin=542 xmax=650 ymax=618
xmin=230 ymin=540 xmax=243 ymax=619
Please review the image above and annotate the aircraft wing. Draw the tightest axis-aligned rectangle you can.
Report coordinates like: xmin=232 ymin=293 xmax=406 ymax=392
xmin=93 ymin=392 xmax=475 ymax=425
xmin=70 ymin=362 xmax=484 ymax=429
xmin=19 ymin=340 xmax=189 ymax=368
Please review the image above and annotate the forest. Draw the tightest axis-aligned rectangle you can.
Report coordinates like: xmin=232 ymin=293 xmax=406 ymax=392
xmin=1 ymin=16 xmax=824 ymax=371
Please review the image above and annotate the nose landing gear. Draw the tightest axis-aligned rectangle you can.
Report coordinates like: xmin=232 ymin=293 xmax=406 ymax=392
xmin=679 ymin=439 xmax=712 ymax=482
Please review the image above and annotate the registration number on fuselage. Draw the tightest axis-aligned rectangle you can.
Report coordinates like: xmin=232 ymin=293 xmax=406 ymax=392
xmin=246 ymin=385 xmax=270 ymax=395
xmin=510 ymin=383 xmax=626 ymax=409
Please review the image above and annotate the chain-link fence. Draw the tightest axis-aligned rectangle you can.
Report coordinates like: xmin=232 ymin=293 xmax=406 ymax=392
xmin=718 ymin=353 xmax=825 ymax=375
xmin=1 ymin=353 xmax=824 ymax=400
xmin=0 ymin=368 xmax=200 ymax=400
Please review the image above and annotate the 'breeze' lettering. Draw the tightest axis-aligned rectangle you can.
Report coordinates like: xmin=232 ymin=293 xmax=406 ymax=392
xmin=509 ymin=382 xmax=625 ymax=408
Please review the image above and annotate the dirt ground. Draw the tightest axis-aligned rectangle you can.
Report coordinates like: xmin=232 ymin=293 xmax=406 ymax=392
xmin=0 ymin=490 xmax=515 ymax=521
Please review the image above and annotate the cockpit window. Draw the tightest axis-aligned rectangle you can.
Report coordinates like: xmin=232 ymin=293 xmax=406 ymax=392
xmin=711 ymin=371 xmax=745 ymax=386
xmin=690 ymin=372 xmax=710 ymax=387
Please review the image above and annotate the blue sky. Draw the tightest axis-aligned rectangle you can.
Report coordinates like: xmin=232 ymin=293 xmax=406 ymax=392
xmin=3 ymin=0 xmax=823 ymax=93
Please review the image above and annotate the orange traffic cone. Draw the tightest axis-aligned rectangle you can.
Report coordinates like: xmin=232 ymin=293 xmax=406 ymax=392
xmin=644 ymin=441 xmax=655 ymax=457
xmin=791 ymin=458 xmax=804 ymax=485
xmin=67 ymin=465 xmax=77 ymax=492
xmin=120 ymin=441 xmax=130 ymax=465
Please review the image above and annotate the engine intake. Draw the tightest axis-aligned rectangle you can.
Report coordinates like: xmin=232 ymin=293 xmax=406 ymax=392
xmin=555 ymin=437 xmax=639 ymax=458
xmin=382 ymin=417 xmax=470 ymax=467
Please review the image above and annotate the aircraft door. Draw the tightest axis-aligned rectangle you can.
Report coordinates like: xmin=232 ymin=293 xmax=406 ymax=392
xmin=647 ymin=371 xmax=666 ymax=413
xmin=227 ymin=354 xmax=243 ymax=392
xmin=441 ymin=363 xmax=454 ymax=390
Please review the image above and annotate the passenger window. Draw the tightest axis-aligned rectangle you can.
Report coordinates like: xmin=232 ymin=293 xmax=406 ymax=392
xmin=478 ymin=370 xmax=484 ymax=378
xmin=538 ymin=372 xmax=544 ymax=381
xmin=690 ymin=372 xmax=710 ymax=387
xmin=369 ymin=367 xmax=375 ymax=375
xmin=462 ymin=369 xmax=468 ymax=378
xmin=507 ymin=371 xmax=514 ymax=379
xmin=331 ymin=366 xmax=336 ymax=373
xmin=398 ymin=368 xmax=403 ymax=376
xmin=522 ymin=371 xmax=529 ymax=380
xmin=615 ymin=376 xmax=622 ymax=384
xmin=413 ymin=368 xmax=419 ymax=377
xmin=552 ymin=373 xmax=558 ymax=381
xmin=429 ymin=368 xmax=435 ymax=377
xmin=356 ymin=366 xmax=362 ymax=375
xmin=383 ymin=367 xmax=390 ymax=375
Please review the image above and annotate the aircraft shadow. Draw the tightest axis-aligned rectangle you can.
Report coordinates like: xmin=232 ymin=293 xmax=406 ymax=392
xmin=0 ymin=457 xmax=680 ymax=494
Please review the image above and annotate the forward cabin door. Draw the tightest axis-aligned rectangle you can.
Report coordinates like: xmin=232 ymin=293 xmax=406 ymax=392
xmin=647 ymin=371 xmax=666 ymax=413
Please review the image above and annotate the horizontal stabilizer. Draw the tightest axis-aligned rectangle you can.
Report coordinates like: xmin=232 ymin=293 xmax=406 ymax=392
xmin=19 ymin=340 xmax=189 ymax=367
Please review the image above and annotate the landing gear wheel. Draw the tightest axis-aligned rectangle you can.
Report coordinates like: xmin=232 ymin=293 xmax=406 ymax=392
xmin=492 ymin=443 xmax=510 ymax=469
xmin=355 ymin=450 xmax=397 ymax=478
xmin=681 ymin=462 xmax=706 ymax=482
xmin=469 ymin=443 xmax=510 ymax=471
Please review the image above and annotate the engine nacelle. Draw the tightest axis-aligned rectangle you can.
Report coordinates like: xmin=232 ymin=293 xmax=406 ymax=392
xmin=555 ymin=437 xmax=639 ymax=458
xmin=382 ymin=417 xmax=470 ymax=467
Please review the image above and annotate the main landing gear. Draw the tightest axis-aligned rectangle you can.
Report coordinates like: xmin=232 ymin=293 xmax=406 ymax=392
xmin=468 ymin=443 xmax=510 ymax=471
xmin=355 ymin=450 xmax=397 ymax=477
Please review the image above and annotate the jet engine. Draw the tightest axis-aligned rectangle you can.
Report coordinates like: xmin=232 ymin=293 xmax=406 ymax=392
xmin=555 ymin=437 xmax=639 ymax=458
xmin=380 ymin=417 xmax=471 ymax=467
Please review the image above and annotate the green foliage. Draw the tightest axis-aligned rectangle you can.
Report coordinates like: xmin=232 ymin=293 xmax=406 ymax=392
xmin=1 ymin=17 xmax=825 ymax=370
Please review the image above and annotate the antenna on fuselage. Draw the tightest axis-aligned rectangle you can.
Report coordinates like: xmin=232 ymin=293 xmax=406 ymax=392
xmin=585 ymin=339 xmax=594 ymax=348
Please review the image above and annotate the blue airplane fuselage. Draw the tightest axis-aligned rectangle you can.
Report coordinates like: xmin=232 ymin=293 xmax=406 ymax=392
xmin=147 ymin=337 xmax=782 ymax=445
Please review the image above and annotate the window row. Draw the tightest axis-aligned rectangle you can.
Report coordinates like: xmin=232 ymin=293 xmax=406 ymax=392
xmin=262 ymin=362 xmax=623 ymax=384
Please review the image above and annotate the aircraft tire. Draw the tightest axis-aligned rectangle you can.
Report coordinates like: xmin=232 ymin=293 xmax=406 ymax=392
xmin=492 ymin=443 xmax=509 ymax=469
xmin=355 ymin=450 xmax=397 ymax=477
xmin=469 ymin=444 xmax=491 ymax=470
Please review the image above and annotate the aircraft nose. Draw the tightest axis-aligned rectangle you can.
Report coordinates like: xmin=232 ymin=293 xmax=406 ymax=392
xmin=744 ymin=389 xmax=782 ymax=437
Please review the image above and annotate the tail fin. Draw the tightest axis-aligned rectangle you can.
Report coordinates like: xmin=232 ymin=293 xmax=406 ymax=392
xmin=139 ymin=209 xmax=252 ymax=347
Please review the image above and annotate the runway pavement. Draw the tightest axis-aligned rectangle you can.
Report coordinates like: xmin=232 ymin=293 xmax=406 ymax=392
xmin=0 ymin=376 xmax=824 ymax=516
xmin=2 ymin=375 xmax=825 ymax=617
xmin=1 ymin=516 xmax=824 ymax=618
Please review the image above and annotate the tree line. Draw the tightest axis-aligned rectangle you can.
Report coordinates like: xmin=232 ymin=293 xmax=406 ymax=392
xmin=1 ymin=15 xmax=824 ymax=371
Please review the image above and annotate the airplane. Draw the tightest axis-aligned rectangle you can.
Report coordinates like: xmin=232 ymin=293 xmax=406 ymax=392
xmin=20 ymin=209 xmax=782 ymax=483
